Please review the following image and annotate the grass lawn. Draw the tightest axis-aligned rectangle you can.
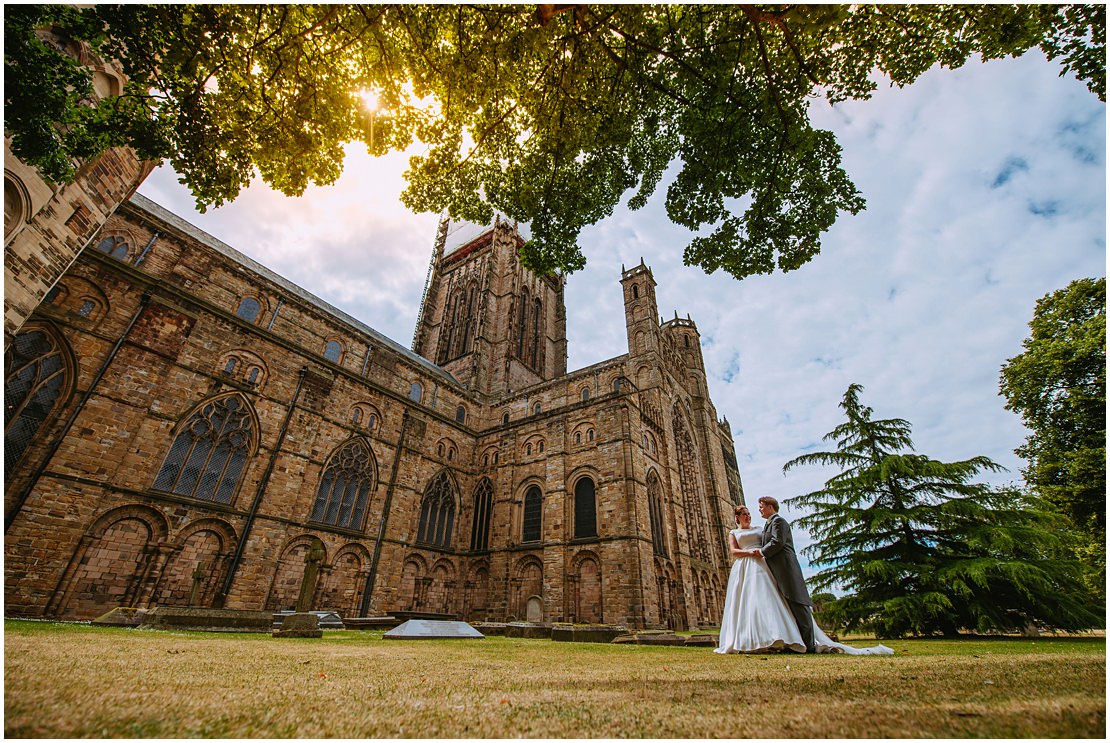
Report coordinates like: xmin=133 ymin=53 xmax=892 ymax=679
xmin=3 ymin=619 xmax=1104 ymax=738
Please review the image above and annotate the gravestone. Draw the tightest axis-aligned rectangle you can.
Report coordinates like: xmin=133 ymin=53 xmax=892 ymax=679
xmin=384 ymin=619 xmax=485 ymax=640
xmin=273 ymin=537 xmax=325 ymax=638
xmin=188 ymin=562 xmax=207 ymax=607
xmin=525 ymin=596 xmax=543 ymax=622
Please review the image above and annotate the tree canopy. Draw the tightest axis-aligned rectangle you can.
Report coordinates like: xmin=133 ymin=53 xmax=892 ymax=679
xmin=999 ymin=277 xmax=1106 ymax=598
xmin=784 ymin=383 xmax=1101 ymax=637
xmin=5 ymin=4 xmax=1105 ymax=278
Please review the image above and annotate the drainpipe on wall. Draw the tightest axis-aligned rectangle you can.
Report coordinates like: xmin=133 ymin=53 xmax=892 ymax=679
xmin=132 ymin=231 xmax=160 ymax=267
xmin=359 ymin=409 xmax=411 ymax=616
xmin=216 ymin=365 xmax=307 ymax=606
xmin=5 ymin=291 xmax=152 ymax=532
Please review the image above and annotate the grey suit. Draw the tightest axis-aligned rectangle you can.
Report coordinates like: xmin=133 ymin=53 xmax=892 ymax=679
xmin=762 ymin=512 xmax=815 ymax=652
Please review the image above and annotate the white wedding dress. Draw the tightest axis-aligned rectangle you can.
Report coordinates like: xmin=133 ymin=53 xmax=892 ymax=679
xmin=715 ymin=527 xmax=893 ymax=655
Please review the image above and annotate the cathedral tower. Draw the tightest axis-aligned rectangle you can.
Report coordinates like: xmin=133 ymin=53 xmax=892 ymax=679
xmin=412 ymin=218 xmax=567 ymax=397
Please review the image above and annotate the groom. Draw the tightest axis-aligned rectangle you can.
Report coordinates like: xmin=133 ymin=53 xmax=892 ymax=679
xmin=755 ymin=496 xmax=816 ymax=653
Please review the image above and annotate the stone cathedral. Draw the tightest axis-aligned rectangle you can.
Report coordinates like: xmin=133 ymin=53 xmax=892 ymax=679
xmin=6 ymin=59 xmax=745 ymax=628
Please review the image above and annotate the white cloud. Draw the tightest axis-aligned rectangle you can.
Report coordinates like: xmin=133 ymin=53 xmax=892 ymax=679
xmin=137 ymin=50 xmax=1105 ymax=573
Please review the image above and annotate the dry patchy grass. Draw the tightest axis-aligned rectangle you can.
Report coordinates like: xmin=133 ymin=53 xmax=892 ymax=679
xmin=3 ymin=620 xmax=1104 ymax=738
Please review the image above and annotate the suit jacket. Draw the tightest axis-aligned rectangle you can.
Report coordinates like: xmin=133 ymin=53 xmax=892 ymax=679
xmin=761 ymin=513 xmax=812 ymax=607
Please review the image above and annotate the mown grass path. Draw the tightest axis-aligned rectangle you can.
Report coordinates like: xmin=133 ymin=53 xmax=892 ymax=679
xmin=4 ymin=620 xmax=1104 ymax=738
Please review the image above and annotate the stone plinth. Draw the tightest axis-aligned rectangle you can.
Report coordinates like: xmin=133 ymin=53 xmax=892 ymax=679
xmin=384 ymin=619 xmax=485 ymax=640
xmin=551 ymin=624 xmax=629 ymax=643
xmin=272 ymin=612 xmax=322 ymax=638
xmin=141 ymin=607 xmax=273 ymax=633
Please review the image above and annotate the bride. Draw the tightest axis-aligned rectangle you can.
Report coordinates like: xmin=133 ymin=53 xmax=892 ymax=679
xmin=715 ymin=505 xmax=893 ymax=655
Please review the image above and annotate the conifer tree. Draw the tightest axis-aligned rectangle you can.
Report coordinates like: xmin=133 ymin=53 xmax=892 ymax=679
xmin=784 ymin=383 xmax=1101 ymax=637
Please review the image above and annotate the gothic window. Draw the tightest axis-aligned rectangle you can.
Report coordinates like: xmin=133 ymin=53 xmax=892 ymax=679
xmin=455 ymin=406 xmax=466 ymax=424
xmin=409 ymin=382 xmax=423 ymax=402
xmin=95 ymin=236 xmax=129 ymax=261
xmin=522 ymin=485 xmax=542 ymax=543
xmin=470 ymin=478 xmax=494 ymax=551
xmin=323 ymin=340 xmax=342 ymax=363
xmin=530 ymin=298 xmax=542 ymax=368
xmin=416 ymin=472 xmax=456 ymax=548
xmin=309 ymin=439 xmax=375 ymax=530
xmin=5 ymin=328 xmax=69 ymax=477
xmin=235 ymin=297 xmax=262 ymax=323
xmin=574 ymin=477 xmax=598 ymax=539
xmin=647 ymin=473 xmax=667 ymax=556
xmin=152 ymin=395 xmax=256 ymax=504
xmin=516 ymin=287 xmax=529 ymax=360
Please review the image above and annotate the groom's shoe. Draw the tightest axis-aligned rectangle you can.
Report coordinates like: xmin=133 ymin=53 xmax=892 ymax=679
xmin=806 ymin=646 xmax=817 ymax=654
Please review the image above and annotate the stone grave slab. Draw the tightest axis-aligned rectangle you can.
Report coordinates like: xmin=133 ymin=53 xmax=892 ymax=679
xmin=384 ymin=619 xmax=485 ymax=640
xmin=140 ymin=607 xmax=274 ymax=633
xmin=551 ymin=624 xmax=629 ymax=643
xmin=272 ymin=612 xmax=322 ymax=638
xmin=342 ymin=616 xmax=402 ymax=630
xmin=273 ymin=610 xmax=344 ymax=629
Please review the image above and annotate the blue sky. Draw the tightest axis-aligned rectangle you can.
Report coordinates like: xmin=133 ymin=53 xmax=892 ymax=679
xmin=137 ymin=50 xmax=1106 ymax=579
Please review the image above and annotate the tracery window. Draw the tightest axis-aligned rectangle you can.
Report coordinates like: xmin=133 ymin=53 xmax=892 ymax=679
xmin=647 ymin=473 xmax=668 ymax=556
xmin=5 ymin=329 xmax=68 ymax=477
xmin=310 ymin=439 xmax=375 ymax=530
xmin=152 ymin=395 xmax=255 ymax=504
xmin=522 ymin=485 xmax=542 ymax=543
xmin=416 ymin=471 xmax=456 ymax=548
xmin=95 ymin=235 xmax=129 ymax=261
xmin=470 ymin=478 xmax=494 ymax=551
xmin=235 ymin=297 xmax=261 ymax=323
xmin=574 ymin=477 xmax=598 ymax=539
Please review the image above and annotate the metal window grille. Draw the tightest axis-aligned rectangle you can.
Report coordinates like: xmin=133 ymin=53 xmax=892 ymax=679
xmin=310 ymin=440 xmax=375 ymax=529
xmin=5 ymin=330 xmax=66 ymax=477
xmin=152 ymin=395 xmax=254 ymax=504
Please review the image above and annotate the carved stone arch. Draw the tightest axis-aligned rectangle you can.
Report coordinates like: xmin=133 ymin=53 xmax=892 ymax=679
xmin=5 ymin=321 xmax=78 ymax=479
xmin=154 ymin=517 xmax=236 ymax=608
xmin=511 ymin=554 xmax=544 ymax=621
xmin=4 ymin=169 xmax=31 ymax=241
xmin=217 ymin=348 xmax=269 ymax=387
xmin=569 ymin=549 xmax=603 ymax=624
xmin=348 ymin=402 xmax=382 ymax=431
xmin=320 ymin=542 xmax=372 ymax=616
xmin=265 ymin=534 xmax=331 ymax=612
xmin=465 ymin=558 xmax=492 ymax=621
xmin=152 ymin=391 xmax=259 ymax=506
xmin=53 ymin=275 xmax=110 ymax=323
xmin=399 ymin=552 xmax=430 ymax=611
xmin=426 ymin=557 xmax=458 ymax=615
xmin=51 ymin=503 xmax=170 ymax=619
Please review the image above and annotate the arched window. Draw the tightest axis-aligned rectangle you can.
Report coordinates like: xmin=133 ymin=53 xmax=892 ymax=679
xmin=247 ymin=367 xmax=260 ymax=384
xmin=587 ymin=429 xmax=594 ymax=442
xmin=648 ymin=473 xmax=667 ymax=556
xmin=235 ymin=297 xmax=262 ymax=323
xmin=417 ymin=472 xmax=456 ymax=548
xmin=531 ymin=297 xmax=542 ymax=368
xmin=367 ymin=414 xmax=377 ymax=430
xmin=5 ymin=329 xmax=69 ymax=477
xmin=522 ymin=485 xmax=543 ymax=543
xmin=470 ymin=478 xmax=494 ymax=551
xmin=352 ymin=408 xmax=362 ymax=425
xmin=409 ymin=382 xmax=423 ymax=402
xmin=502 ymin=412 xmax=510 ymax=425
xmin=632 ymin=284 xmax=639 ymax=299
xmin=323 ymin=340 xmax=342 ymax=363
xmin=575 ymin=432 xmax=582 ymax=444
xmin=612 ymin=377 xmax=621 ymax=393
xmin=152 ymin=395 xmax=255 ymax=504
xmin=310 ymin=439 xmax=375 ymax=530
xmin=533 ymin=402 xmax=542 ymax=415
xmin=95 ymin=235 xmax=129 ymax=261
xmin=223 ymin=357 xmax=238 ymax=374
xmin=455 ymin=406 xmax=466 ymax=424
xmin=525 ymin=443 xmax=532 ymax=456
xmin=581 ymin=388 xmax=590 ymax=402
xmin=574 ymin=477 xmax=598 ymax=539
xmin=77 ymin=299 xmax=98 ymax=318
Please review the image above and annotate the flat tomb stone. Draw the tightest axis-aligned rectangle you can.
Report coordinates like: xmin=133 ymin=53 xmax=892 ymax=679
xmin=503 ymin=622 xmax=553 ymax=639
xmin=684 ymin=634 xmax=719 ymax=647
xmin=551 ymin=624 xmax=629 ymax=643
xmin=384 ymin=620 xmax=485 ymax=640
xmin=140 ymin=607 xmax=273 ymax=633
xmin=343 ymin=616 xmax=402 ymax=630
xmin=272 ymin=612 xmax=322 ymax=638
xmin=273 ymin=610 xmax=344 ymax=629
xmin=91 ymin=607 xmax=148 ymax=627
